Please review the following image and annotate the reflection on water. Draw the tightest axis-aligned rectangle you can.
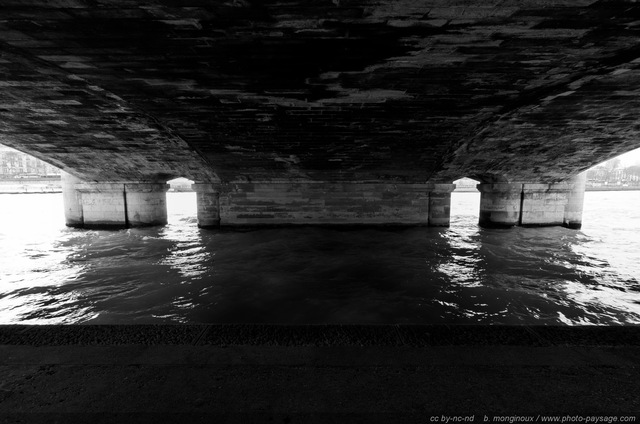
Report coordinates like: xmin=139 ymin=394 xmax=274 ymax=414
xmin=0 ymin=191 xmax=639 ymax=325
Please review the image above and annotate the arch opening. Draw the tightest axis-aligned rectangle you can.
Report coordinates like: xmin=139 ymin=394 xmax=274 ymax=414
xmin=450 ymin=177 xmax=481 ymax=227
xmin=166 ymin=177 xmax=197 ymax=227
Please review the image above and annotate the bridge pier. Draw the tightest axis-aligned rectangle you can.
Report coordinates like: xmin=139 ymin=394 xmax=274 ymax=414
xmin=477 ymin=183 xmax=523 ymax=228
xmin=63 ymin=175 xmax=584 ymax=229
xmin=192 ymin=183 xmax=221 ymax=228
xmin=62 ymin=174 xmax=169 ymax=228
xmin=61 ymin=172 xmax=84 ymax=228
xmin=191 ymin=182 xmax=448 ymax=226
xmin=428 ymin=183 xmax=456 ymax=227
xmin=74 ymin=183 xmax=128 ymax=228
xmin=521 ymin=183 xmax=569 ymax=227
xmin=562 ymin=173 xmax=587 ymax=230
xmin=122 ymin=183 xmax=169 ymax=227
xmin=477 ymin=173 xmax=586 ymax=229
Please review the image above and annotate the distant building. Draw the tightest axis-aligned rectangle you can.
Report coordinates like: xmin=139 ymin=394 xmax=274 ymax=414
xmin=168 ymin=177 xmax=194 ymax=192
xmin=586 ymin=164 xmax=640 ymax=188
xmin=0 ymin=146 xmax=60 ymax=178
xmin=453 ymin=178 xmax=479 ymax=192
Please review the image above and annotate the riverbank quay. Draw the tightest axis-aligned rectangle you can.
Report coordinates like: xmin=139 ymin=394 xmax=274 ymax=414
xmin=0 ymin=178 xmax=61 ymax=194
xmin=0 ymin=325 xmax=639 ymax=423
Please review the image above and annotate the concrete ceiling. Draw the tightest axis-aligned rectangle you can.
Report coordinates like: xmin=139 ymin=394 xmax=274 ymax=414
xmin=1 ymin=0 xmax=639 ymax=183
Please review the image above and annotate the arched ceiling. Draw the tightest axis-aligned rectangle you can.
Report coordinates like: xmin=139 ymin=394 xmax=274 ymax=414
xmin=0 ymin=0 xmax=639 ymax=183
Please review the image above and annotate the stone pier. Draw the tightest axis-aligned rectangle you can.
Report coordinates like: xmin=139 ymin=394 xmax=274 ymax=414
xmin=75 ymin=183 xmax=128 ymax=228
xmin=61 ymin=171 xmax=84 ymax=228
xmin=188 ymin=182 xmax=460 ymax=227
xmin=477 ymin=183 xmax=523 ymax=228
xmin=62 ymin=174 xmax=169 ymax=228
xmin=428 ymin=183 xmax=456 ymax=227
xmin=192 ymin=183 xmax=221 ymax=228
xmin=520 ymin=183 xmax=569 ymax=227
xmin=62 ymin=174 xmax=585 ymax=229
xmin=562 ymin=173 xmax=587 ymax=230
xmin=217 ymin=182 xmax=433 ymax=226
xmin=124 ymin=183 xmax=169 ymax=227
xmin=477 ymin=173 xmax=587 ymax=229
xmin=63 ymin=179 xmax=460 ymax=228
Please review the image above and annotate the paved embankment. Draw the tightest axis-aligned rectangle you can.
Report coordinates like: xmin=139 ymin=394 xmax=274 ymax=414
xmin=0 ymin=325 xmax=639 ymax=423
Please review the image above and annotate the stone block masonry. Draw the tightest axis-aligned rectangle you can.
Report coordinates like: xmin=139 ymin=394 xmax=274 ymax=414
xmin=76 ymin=183 xmax=128 ymax=228
xmin=124 ymin=183 xmax=168 ymax=227
xmin=64 ymin=173 xmax=585 ymax=229
xmin=429 ymin=184 xmax=456 ymax=227
xmin=192 ymin=183 xmax=220 ymax=228
xmin=69 ymin=177 xmax=454 ymax=228
xmin=563 ymin=173 xmax=587 ymax=230
xmin=191 ymin=182 xmax=457 ymax=227
xmin=477 ymin=183 xmax=523 ymax=228
xmin=521 ymin=184 xmax=569 ymax=227
xmin=477 ymin=173 xmax=587 ymax=229
xmin=220 ymin=182 xmax=432 ymax=226
xmin=62 ymin=172 xmax=169 ymax=228
xmin=61 ymin=171 xmax=83 ymax=227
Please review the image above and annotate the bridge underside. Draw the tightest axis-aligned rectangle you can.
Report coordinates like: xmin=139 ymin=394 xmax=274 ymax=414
xmin=1 ymin=1 xmax=639 ymax=227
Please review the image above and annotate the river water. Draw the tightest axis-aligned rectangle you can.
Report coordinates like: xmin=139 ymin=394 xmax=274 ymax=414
xmin=0 ymin=191 xmax=639 ymax=325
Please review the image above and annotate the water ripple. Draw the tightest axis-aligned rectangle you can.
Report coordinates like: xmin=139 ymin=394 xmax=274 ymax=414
xmin=1 ymin=191 xmax=640 ymax=324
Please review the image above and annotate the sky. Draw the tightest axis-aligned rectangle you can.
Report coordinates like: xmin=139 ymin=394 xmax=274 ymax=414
xmin=616 ymin=147 xmax=640 ymax=167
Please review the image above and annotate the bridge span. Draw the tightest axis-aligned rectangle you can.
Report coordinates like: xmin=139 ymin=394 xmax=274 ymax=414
xmin=1 ymin=0 xmax=639 ymax=228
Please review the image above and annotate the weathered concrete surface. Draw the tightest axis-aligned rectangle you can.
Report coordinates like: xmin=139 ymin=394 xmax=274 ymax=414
xmin=1 ymin=1 xmax=640 ymax=187
xmin=0 ymin=325 xmax=639 ymax=423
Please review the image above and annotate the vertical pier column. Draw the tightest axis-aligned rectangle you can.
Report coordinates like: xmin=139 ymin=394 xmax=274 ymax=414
xmin=124 ymin=183 xmax=169 ymax=226
xmin=428 ymin=183 xmax=456 ymax=227
xmin=477 ymin=176 xmax=585 ymax=229
xmin=477 ymin=183 xmax=523 ymax=228
xmin=67 ymin=181 xmax=168 ymax=228
xmin=205 ymin=182 xmax=432 ymax=226
xmin=192 ymin=183 xmax=220 ymax=228
xmin=75 ymin=183 xmax=128 ymax=228
xmin=563 ymin=172 xmax=587 ymax=229
xmin=520 ymin=184 xmax=568 ymax=226
xmin=61 ymin=171 xmax=84 ymax=227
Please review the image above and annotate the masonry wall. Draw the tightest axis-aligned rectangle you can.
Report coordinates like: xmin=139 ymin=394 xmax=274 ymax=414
xmin=77 ymin=183 xmax=127 ymax=228
xmin=124 ymin=183 xmax=168 ymax=226
xmin=65 ymin=181 xmax=169 ymax=228
xmin=217 ymin=183 xmax=432 ymax=225
xmin=477 ymin=183 xmax=522 ymax=227
xmin=477 ymin=173 xmax=587 ymax=229
xmin=521 ymin=184 xmax=568 ymax=226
